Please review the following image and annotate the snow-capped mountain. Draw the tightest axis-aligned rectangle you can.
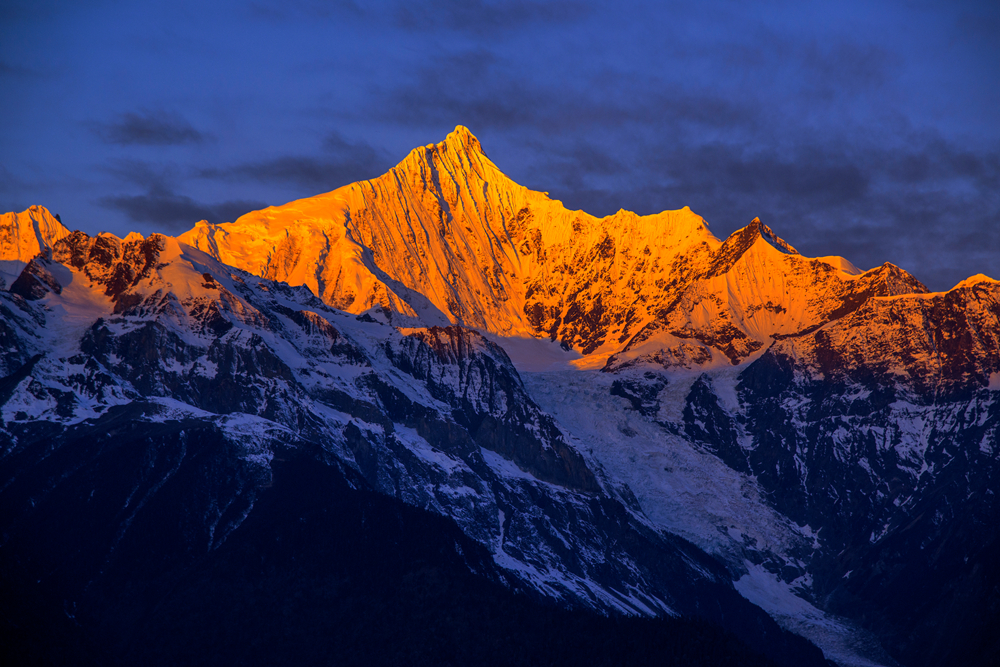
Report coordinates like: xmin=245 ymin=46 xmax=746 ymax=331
xmin=2 ymin=127 xmax=998 ymax=667
xmin=179 ymin=127 xmax=931 ymax=373
xmin=0 ymin=205 xmax=71 ymax=289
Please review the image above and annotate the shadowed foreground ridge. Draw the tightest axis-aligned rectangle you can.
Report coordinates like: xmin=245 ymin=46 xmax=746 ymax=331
xmin=1 ymin=406 xmax=823 ymax=667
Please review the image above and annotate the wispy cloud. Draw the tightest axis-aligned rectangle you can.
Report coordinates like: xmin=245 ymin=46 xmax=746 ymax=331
xmin=198 ymin=133 xmax=391 ymax=192
xmin=99 ymin=186 xmax=265 ymax=230
xmin=97 ymin=158 xmax=264 ymax=229
xmin=371 ymin=50 xmax=761 ymax=136
xmin=90 ymin=110 xmax=207 ymax=146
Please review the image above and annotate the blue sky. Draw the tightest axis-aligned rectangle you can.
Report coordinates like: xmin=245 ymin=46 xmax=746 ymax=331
xmin=2 ymin=0 xmax=997 ymax=290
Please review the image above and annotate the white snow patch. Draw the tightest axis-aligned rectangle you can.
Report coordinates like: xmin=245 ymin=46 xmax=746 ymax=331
xmin=815 ymin=255 xmax=863 ymax=276
xmin=735 ymin=563 xmax=893 ymax=667
xmin=707 ymin=366 xmax=742 ymax=413
xmin=144 ymin=396 xmax=215 ymax=421
xmin=215 ymin=412 xmax=291 ymax=466
xmin=483 ymin=333 xmax=583 ymax=372
xmin=480 ymin=447 xmax=537 ymax=481
xmin=36 ymin=263 xmax=114 ymax=354
xmin=0 ymin=259 xmax=26 ymax=288
xmin=391 ymin=424 xmax=473 ymax=474
xmin=524 ymin=370 xmax=803 ymax=558
xmin=492 ymin=547 xmax=674 ymax=617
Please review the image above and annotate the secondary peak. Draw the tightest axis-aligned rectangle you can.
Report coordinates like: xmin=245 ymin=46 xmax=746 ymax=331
xmin=754 ymin=217 xmax=799 ymax=255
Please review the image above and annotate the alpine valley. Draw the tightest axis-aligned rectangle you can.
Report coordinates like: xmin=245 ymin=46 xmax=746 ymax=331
xmin=2 ymin=127 xmax=998 ymax=667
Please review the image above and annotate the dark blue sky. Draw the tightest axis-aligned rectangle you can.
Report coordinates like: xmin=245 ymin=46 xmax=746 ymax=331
xmin=2 ymin=0 xmax=997 ymax=290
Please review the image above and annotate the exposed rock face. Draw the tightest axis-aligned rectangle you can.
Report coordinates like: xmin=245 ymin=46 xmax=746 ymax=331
xmin=771 ymin=275 xmax=1000 ymax=397
xmin=8 ymin=256 xmax=65 ymax=300
xmin=618 ymin=275 xmax=1000 ymax=667
xmin=385 ymin=326 xmax=598 ymax=491
xmin=52 ymin=230 xmax=166 ymax=302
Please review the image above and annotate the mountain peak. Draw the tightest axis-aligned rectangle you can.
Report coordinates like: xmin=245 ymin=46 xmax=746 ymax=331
xmin=753 ymin=217 xmax=799 ymax=255
xmin=0 ymin=205 xmax=71 ymax=263
xmin=866 ymin=262 xmax=928 ymax=296
xmin=441 ymin=125 xmax=484 ymax=156
xmin=951 ymin=273 xmax=998 ymax=291
xmin=395 ymin=125 xmax=491 ymax=180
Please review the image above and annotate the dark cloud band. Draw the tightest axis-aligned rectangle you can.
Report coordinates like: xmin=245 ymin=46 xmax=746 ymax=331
xmin=198 ymin=134 xmax=390 ymax=192
xmin=99 ymin=186 xmax=265 ymax=230
xmin=90 ymin=111 xmax=206 ymax=146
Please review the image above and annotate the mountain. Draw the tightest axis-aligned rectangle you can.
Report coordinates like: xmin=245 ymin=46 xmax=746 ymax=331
xmin=3 ymin=126 xmax=999 ymax=667
xmin=0 ymin=229 xmax=825 ymax=667
xmin=179 ymin=127 xmax=926 ymax=373
xmin=0 ymin=205 xmax=70 ymax=288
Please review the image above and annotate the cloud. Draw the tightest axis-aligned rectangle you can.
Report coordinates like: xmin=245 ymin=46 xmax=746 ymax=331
xmin=101 ymin=159 xmax=179 ymax=189
xmin=90 ymin=111 xmax=207 ymax=146
xmin=198 ymin=133 xmax=391 ymax=192
xmin=639 ymin=143 xmax=871 ymax=207
xmin=322 ymin=130 xmax=390 ymax=168
xmin=97 ymin=158 xmax=265 ymax=230
xmin=374 ymin=50 xmax=761 ymax=136
xmin=394 ymin=0 xmax=590 ymax=34
xmin=880 ymin=138 xmax=1000 ymax=191
xmin=99 ymin=185 xmax=266 ymax=231
xmin=796 ymin=40 xmax=898 ymax=98
xmin=711 ymin=31 xmax=900 ymax=105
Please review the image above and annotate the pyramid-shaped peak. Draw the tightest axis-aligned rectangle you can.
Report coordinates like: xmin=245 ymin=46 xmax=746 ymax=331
xmin=388 ymin=124 xmax=515 ymax=195
xmin=753 ymin=217 xmax=799 ymax=255
xmin=398 ymin=125 xmax=489 ymax=174
xmin=440 ymin=125 xmax=485 ymax=156
xmin=865 ymin=262 xmax=928 ymax=296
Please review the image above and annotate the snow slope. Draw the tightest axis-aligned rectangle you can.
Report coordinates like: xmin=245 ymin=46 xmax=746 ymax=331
xmin=523 ymin=369 xmax=896 ymax=667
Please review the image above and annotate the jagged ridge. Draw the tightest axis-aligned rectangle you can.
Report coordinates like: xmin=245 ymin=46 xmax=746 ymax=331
xmin=179 ymin=127 xmax=961 ymax=373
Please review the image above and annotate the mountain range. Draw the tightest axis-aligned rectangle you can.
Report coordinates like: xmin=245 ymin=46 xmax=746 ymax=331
xmin=2 ymin=127 xmax=998 ymax=667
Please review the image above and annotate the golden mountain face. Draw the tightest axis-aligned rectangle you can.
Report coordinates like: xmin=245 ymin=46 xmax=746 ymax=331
xmin=177 ymin=126 xmax=961 ymax=373
xmin=7 ymin=126 xmax=994 ymax=380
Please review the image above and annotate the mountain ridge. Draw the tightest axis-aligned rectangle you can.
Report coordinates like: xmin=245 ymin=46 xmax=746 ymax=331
xmin=3 ymin=126 xmax=999 ymax=667
xmin=176 ymin=126 xmax=963 ymax=373
xmin=6 ymin=126 xmax=975 ymax=377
